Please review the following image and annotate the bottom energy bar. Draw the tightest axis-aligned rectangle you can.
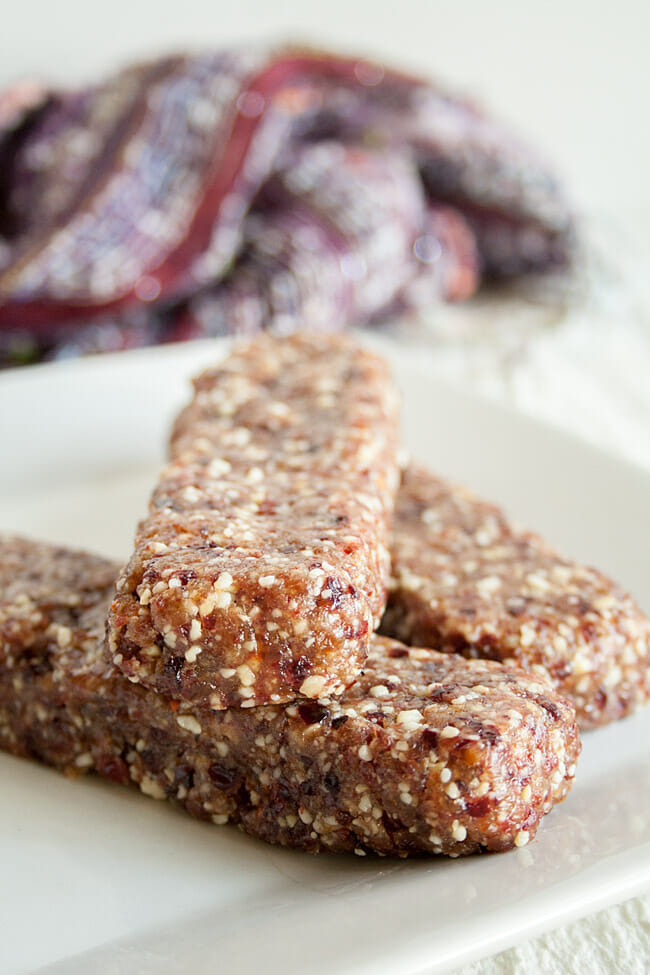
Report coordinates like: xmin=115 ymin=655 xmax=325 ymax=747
xmin=383 ymin=466 xmax=650 ymax=729
xmin=0 ymin=536 xmax=579 ymax=856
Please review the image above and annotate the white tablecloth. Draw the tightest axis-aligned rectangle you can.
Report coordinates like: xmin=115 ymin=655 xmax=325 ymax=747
xmin=457 ymin=895 xmax=650 ymax=975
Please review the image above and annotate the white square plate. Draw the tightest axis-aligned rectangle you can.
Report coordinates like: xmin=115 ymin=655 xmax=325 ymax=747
xmin=1 ymin=336 xmax=649 ymax=975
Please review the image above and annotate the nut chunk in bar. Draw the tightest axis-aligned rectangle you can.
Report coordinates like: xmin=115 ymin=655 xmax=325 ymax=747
xmin=0 ymin=536 xmax=580 ymax=856
xmin=108 ymin=333 xmax=401 ymax=709
xmin=381 ymin=465 xmax=650 ymax=729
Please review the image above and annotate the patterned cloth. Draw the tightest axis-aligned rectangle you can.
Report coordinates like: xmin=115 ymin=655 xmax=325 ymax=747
xmin=0 ymin=47 xmax=572 ymax=364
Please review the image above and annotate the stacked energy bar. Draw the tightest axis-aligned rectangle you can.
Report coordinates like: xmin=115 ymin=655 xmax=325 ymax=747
xmin=1 ymin=334 xmax=649 ymax=856
xmin=108 ymin=334 xmax=401 ymax=709
xmin=382 ymin=466 xmax=650 ymax=729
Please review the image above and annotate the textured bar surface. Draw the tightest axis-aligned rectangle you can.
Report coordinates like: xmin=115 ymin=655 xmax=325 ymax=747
xmin=382 ymin=466 xmax=650 ymax=728
xmin=0 ymin=535 xmax=579 ymax=857
xmin=108 ymin=333 xmax=400 ymax=709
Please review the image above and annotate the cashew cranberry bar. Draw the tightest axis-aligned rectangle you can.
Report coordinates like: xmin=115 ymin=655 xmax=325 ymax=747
xmin=108 ymin=333 xmax=400 ymax=709
xmin=381 ymin=466 xmax=650 ymax=728
xmin=0 ymin=535 xmax=579 ymax=856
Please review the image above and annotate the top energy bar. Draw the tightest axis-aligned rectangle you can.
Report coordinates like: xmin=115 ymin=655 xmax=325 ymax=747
xmin=108 ymin=333 xmax=401 ymax=709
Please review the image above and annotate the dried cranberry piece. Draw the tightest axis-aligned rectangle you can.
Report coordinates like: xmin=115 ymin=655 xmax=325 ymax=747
xmin=274 ymin=782 xmax=293 ymax=804
xmin=476 ymin=633 xmax=499 ymax=654
xmin=235 ymin=783 xmax=253 ymax=812
xmin=297 ymin=702 xmax=330 ymax=725
xmin=324 ymin=771 xmax=339 ymax=792
xmin=537 ymin=696 xmax=562 ymax=720
xmin=479 ymin=726 xmax=499 ymax=745
xmin=257 ymin=500 xmax=277 ymax=516
xmin=388 ymin=645 xmax=408 ymax=659
xmin=24 ymin=648 xmax=51 ymax=676
xmin=175 ymin=764 xmax=195 ymax=791
xmin=447 ymin=632 xmax=470 ymax=652
xmin=208 ymin=763 xmax=242 ymax=792
xmin=324 ymin=576 xmax=345 ymax=609
xmin=421 ymin=728 xmax=439 ymax=749
xmin=292 ymin=656 xmax=312 ymax=681
xmin=141 ymin=747 xmax=165 ymax=773
xmin=551 ymin=662 xmax=571 ymax=680
xmin=466 ymin=795 xmax=492 ymax=818
xmin=463 ymin=717 xmax=499 ymax=744
xmin=581 ymin=621 xmax=598 ymax=642
xmin=364 ymin=710 xmax=385 ymax=725
xmin=176 ymin=569 xmax=197 ymax=585
xmin=343 ymin=617 xmax=368 ymax=639
xmin=382 ymin=811 xmax=403 ymax=838
xmin=96 ymin=754 xmax=129 ymax=785
xmin=164 ymin=655 xmax=185 ymax=680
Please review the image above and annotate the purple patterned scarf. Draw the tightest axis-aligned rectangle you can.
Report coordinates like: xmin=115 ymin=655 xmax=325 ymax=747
xmin=0 ymin=48 xmax=572 ymax=365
